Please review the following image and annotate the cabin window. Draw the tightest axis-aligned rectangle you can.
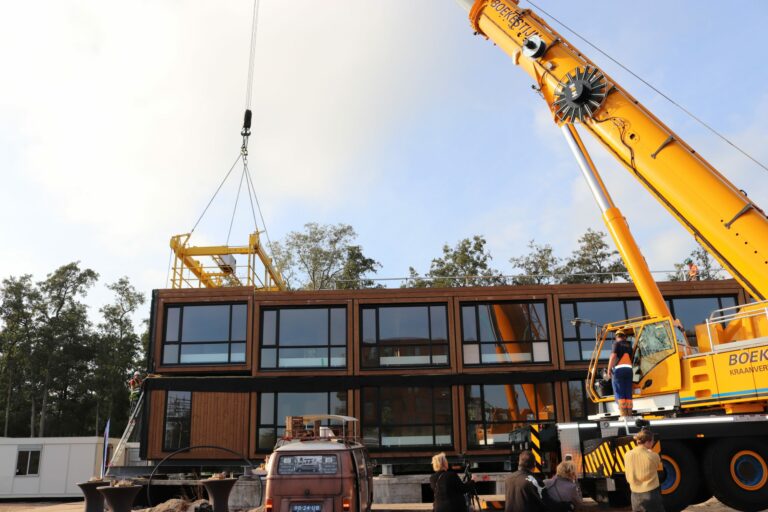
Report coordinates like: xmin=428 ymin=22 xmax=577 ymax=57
xmin=15 ymin=447 xmax=41 ymax=476
xmin=460 ymin=302 xmax=549 ymax=365
xmin=465 ymin=383 xmax=555 ymax=448
xmin=360 ymin=305 xmax=449 ymax=368
xmin=259 ymin=307 xmax=346 ymax=369
xmin=163 ymin=391 xmax=192 ymax=451
xmin=567 ymin=380 xmax=598 ymax=420
xmin=665 ymin=295 xmax=737 ymax=344
xmin=559 ymin=299 xmax=642 ymax=362
xmin=257 ymin=391 xmax=347 ymax=451
xmin=162 ymin=303 xmax=247 ymax=365
xmin=361 ymin=386 xmax=452 ymax=449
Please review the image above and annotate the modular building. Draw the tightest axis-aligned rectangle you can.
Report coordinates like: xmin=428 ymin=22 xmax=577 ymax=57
xmin=139 ymin=280 xmax=746 ymax=471
xmin=0 ymin=436 xmax=118 ymax=498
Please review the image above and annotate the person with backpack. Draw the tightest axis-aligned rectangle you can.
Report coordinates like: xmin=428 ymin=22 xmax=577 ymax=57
xmin=543 ymin=461 xmax=582 ymax=512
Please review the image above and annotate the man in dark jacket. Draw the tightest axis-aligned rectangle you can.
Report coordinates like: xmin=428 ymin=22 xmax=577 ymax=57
xmin=504 ymin=451 xmax=547 ymax=512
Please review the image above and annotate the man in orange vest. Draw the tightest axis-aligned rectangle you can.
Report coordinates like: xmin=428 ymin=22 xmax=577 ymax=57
xmin=685 ymin=259 xmax=699 ymax=281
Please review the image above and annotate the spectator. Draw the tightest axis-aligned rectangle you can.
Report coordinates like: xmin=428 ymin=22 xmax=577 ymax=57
xmin=429 ymin=452 xmax=474 ymax=512
xmin=504 ymin=450 xmax=546 ymax=512
xmin=624 ymin=429 xmax=664 ymax=512
xmin=543 ymin=460 xmax=582 ymax=511
xmin=686 ymin=259 xmax=699 ymax=281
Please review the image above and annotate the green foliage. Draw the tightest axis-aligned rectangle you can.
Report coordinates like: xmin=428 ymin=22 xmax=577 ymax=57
xmin=560 ymin=229 xmax=627 ymax=284
xmin=509 ymin=240 xmax=561 ymax=285
xmin=0 ymin=264 xmax=146 ymax=438
xmin=406 ymin=235 xmax=505 ymax=288
xmin=273 ymin=223 xmax=381 ymax=290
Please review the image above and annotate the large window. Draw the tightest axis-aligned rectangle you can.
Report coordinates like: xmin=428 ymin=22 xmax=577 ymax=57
xmin=257 ymin=391 xmax=347 ymax=451
xmin=560 ymin=295 xmax=738 ymax=361
xmin=361 ymin=305 xmax=448 ymax=368
xmin=15 ymin=447 xmax=41 ymax=476
xmin=461 ymin=302 xmax=550 ymax=365
xmin=567 ymin=380 xmax=598 ymax=421
xmin=162 ymin=303 xmax=247 ymax=365
xmin=559 ymin=299 xmax=642 ymax=361
xmin=361 ymin=386 xmax=452 ymax=449
xmin=260 ymin=307 xmax=346 ymax=369
xmin=163 ymin=391 xmax=192 ymax=451
xmin=465 ymin=383 xmax=555 ymax=447
xmin=666 ymin=295 xmax=737 ymax=344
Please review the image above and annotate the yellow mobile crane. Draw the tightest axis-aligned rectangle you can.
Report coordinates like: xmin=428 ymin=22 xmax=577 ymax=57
xmin=456 ymin=1 xmax=768 ymax=511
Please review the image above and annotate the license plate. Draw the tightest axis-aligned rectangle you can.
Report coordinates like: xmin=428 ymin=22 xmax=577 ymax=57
xmin=291 ymin=504 xmax=322 ymax=512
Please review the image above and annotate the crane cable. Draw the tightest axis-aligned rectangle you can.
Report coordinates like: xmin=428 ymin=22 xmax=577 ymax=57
xmin=525 ymin=0 xmax=768 ymax=174
xmin=189 ymin=0 xmax=276 ymax=257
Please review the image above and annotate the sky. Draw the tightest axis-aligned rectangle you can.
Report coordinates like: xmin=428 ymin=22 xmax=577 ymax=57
xmin=1 ymin=0 xmax=767 ymax=321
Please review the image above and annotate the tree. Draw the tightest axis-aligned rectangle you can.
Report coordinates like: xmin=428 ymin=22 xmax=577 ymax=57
xmin=0 ymin=275 xmax=39 ymax=436
xmin=33 ymin=262 xmax=98 ymax=436
xmin=560 ymin=229 xmax=627 ymax=284
xmin=406 ymin=235 xmax=505 ymax=287
xmin=509 ymin=240 xmax=562 ymax=285
xmin=273 ymin=223 xmax=381 ymax=290
xmin=92 ymin=278 xmax=145 ymax=436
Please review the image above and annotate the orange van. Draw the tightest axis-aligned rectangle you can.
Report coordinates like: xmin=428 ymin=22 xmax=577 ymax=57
xmin=264 ymin=415 xmax=373 ymax=512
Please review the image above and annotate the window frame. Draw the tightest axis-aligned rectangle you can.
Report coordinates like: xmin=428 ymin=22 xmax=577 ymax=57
xmin=559 ymin=298 xmax=642 ymax=363
xmin=162 ymin=390 xmax=192 ymax=452
xmin=361 ymin=386 xmax=453 ymax=451
xmin=259 ymin=305 xmax=348 ymax=370
xmin=161 ymin=302 xmax=248 ymax=366
xmin=460 ymin=301 xmax=551 ymax=366
xmin=464 ymin=383 xmax=556 ymax=449
xmin=359 ymin=303 xmax=450 ymax=369
xmin=15 ymin=447 xmax=41 ymax=477
xmin=256 ymin=391 xmax=348 ymax=453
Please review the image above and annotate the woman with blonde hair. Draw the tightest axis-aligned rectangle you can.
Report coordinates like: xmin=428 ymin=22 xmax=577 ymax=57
xmin=429 ymin=452 xmax=475 ymax=512
xmin=543 ymin=460 xmax=582 ymax=511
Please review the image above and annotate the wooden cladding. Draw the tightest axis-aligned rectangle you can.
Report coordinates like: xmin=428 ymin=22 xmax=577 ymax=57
xmin=146 ymin=390 xmax=250 ymax=460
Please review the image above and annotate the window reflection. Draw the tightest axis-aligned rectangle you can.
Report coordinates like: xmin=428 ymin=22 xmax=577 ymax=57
xmin=257 ymin=391 xmax=347 ymax=451
xmin=362 ymin=386 xmax=452 ymax=449
xmin=361 ymin=305 xmax=449 ymax=368
xmin=162 ymin=304 xmax=247 ymax=365
xmin=666 ymin=296 xmax=736 ymax=344
xmin=567 ymin=380 xmax=598 ymax=420
xmin=260 ymin=307 xmax=347 ymax=369
xmin=164 ymin=391 xmax=191 ymax=451
xmin=461 ymin=302 xmax=550 ymax=365
xmin=465 ymin=383 xmax=555 ymax=447
xmin=559 ymin=299 xmax=641 ymax=362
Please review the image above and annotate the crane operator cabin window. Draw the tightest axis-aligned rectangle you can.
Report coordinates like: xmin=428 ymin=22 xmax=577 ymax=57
xmin=162 ymin=303 xmax=247 ymax=365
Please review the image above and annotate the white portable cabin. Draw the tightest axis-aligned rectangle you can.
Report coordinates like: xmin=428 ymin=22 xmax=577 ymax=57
xmin=0 ymin=436 xmax=120 ymax=498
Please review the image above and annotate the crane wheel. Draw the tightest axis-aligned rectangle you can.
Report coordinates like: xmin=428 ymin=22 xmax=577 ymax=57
xmin=689 ymin=478 xmax=713 ymax=506
xmin=703 ymin=437 xmax=768 ymax=512
xmin=658 ymin=441 xmax=699 ymax=512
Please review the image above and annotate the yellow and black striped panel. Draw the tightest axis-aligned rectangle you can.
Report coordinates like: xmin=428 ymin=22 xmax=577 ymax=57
xmin=530 ymin=424 xmax=542 ymax=473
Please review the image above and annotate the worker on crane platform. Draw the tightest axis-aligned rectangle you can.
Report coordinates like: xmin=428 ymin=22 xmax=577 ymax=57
xmin=607 ymin=330 xmax=633 ymax=417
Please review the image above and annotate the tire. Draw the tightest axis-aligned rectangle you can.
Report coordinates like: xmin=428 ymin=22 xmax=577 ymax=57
xmin=703 ymin=437 xmax=768 ymax=512
xmin=658 ymin=441 xmax=700 ymax=512
xmin=690 ymin=478 xmax=713 ymax=506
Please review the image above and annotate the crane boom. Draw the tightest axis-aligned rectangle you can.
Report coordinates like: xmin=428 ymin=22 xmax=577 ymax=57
xmin=459 ymin=0 xmax=768 ymax=301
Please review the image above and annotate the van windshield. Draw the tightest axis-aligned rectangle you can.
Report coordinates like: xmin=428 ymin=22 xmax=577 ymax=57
xmin=278 ymin=454 xmax=339 ymax=475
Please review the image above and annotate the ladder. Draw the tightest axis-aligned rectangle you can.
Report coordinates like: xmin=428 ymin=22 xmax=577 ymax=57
xmin=106 ymin=391 xmax=144 ymax=474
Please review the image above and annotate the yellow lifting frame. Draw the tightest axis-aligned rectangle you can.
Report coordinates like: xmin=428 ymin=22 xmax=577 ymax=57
xmin=169 ymin=232 xmax=286 ymax=291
